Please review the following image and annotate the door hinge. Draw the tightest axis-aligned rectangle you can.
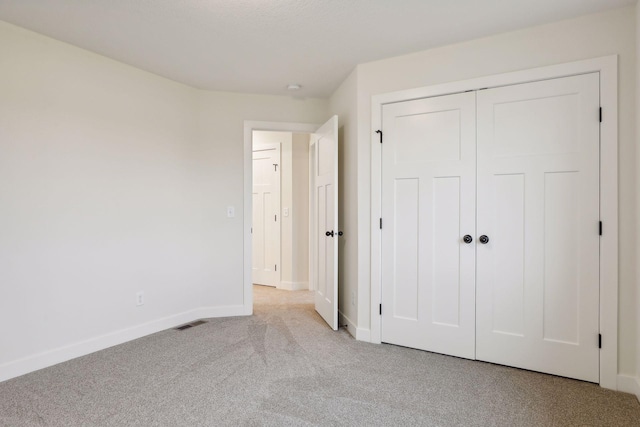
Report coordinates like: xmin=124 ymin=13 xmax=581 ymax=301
xmin=599 ymin=334 xmax=602 ymax=349
xmin=599 ymin=221 xmax=603 ymax=236
xmin=251 ymin=227 xmax=252 ymax=234
xmin=375 ymin=130 xmax=383 ymax=144
xmin=275 ymin=264 xmax=277 ymax=272
xmin=379 ymin=218 xmax=382 ymax=229
xmin=275 ymin=214 xmax=277 ymax=222
xmin=379 ymin=304 xmax=382 ymax=315
xmin=599 ymin=107 xmax=602 ymax=123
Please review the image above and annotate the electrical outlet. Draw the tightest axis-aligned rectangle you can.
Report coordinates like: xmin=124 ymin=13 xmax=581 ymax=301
xmin=283 ymin=207 xmax=289 ymax=217
xmin=136 ymin=291 xmax=144 ymax=306
xmin=351 ymin=291 xmax=356 ymax=306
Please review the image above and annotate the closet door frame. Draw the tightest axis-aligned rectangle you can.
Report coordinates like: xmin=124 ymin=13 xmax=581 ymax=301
xmin=370 ymin=55 xmax=618 ymax=390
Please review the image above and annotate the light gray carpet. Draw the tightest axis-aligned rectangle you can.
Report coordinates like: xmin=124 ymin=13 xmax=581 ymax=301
xmin=1 ymin=285 xmax=639 ymax=426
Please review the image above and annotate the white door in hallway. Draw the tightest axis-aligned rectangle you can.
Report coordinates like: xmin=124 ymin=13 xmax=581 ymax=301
xmin=252 ymin=143 xmax=281 ymax=287
xmin=475 ymin=73 xmax=600 ymax=382
xmin=380 ymin=92 xmax=477 ymax=359
xmin=312 ymin=116 xmax=339 ymax=330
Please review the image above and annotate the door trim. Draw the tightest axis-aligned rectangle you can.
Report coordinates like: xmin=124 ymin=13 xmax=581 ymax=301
xmin=370 ymin=55 xmax=618 ymax=390
xmin=243 ymin=121 xmax=320 ymax=315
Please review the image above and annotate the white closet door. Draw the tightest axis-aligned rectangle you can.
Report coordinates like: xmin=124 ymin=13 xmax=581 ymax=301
xmin=381 ymin=92 xmax=476 ymax=359
xmin=476 ymin=73 xmax=600 ymax=382
xmin=252 ymin=143 xmax=281 ymax=287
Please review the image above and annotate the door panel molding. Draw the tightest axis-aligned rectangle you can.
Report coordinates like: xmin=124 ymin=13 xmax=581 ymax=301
xmin=371 ymin=56 xmax=618 ymax=390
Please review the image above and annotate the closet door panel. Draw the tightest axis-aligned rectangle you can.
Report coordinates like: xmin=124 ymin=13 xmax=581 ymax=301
xmin=476 ymin=73 xmax=600 ymax=382
xmin=381 ymin=92 xmax=476 ymax=359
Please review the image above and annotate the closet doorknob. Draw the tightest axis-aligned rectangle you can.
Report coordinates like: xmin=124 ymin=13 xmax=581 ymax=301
xmin=463 ymin=235 xmax=473 ymax=244
xmin=479 ymin=235 xmax=490 ymax=244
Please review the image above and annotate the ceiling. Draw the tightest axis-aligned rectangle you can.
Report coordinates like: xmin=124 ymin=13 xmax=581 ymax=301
xmin=0 ymin=0 xmax=634 ymax=98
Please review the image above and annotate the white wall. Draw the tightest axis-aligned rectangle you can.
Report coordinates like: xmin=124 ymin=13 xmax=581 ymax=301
xmin=0 ymin=20 xmax=328 ymax=382
xmin=328 ymin=69 xmax=362 ymax=337
xmin=281 ymin=132 xmax=311 ymax=290
xmin=291 ymin=133 xmax=310 ymax=289
xmin=280 ymin=133 xmax=294 ymax=288
xmin=0 ymin=20 xmax=201 ymax=380
xmin=351 ymin=6 xmax=637 ymax=375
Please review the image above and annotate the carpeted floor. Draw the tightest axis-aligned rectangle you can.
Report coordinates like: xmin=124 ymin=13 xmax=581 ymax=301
xmin=1 ymin=285 xmax=639 ymax=426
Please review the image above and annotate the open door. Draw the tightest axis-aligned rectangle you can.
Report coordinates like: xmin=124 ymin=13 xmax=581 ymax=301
xmin=312 ymin=116 xmax=339 ymax=330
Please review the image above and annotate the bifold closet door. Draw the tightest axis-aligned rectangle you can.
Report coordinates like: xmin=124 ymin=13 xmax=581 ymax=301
xmin=475 ymin=73 xmax=600 ymax=382
xmin=381 ymin=92 xmax=476 ymax=359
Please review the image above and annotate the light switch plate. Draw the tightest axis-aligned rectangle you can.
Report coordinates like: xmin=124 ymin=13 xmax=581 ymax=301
xmin=227 ymin=206 xmax=235 ymax=218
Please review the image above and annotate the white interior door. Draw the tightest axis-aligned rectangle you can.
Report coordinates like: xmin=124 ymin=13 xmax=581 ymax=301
xmin=312 ymin=116 xmax=339 ymax=330
xmin=252 ymin=143 xmax=281 ymax=287
xmin=380 ymin=93 xmax=477 ymax=358
xmin=476 ymin=73 xmax=600 ymax=382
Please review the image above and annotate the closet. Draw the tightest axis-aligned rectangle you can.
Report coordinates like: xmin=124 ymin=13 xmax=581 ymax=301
xmin=380 ymin=73 xmax=600 ymax=382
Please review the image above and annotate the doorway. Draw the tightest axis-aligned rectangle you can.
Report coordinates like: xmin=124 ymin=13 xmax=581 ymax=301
xmin=252 ymin=131 xmax=310 ymax=291
xmin=244 ymin=118 xmax=340 ymax=331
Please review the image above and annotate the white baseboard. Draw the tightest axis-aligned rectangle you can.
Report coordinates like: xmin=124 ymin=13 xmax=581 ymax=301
xmin=338 ymin=311 xmax=371 ymax=342
xmin=0 ymin=304 xmax=246 ymax=383
xmin=338 ymin=310 xmax=357 ymax=338
xmin=617 ymin=374 xmax=640 ymax=402
xmin=200 ymin=305 xmax=247 ymax=318
xmin=278 ymin=281 xmax=309 ymax=291
xmin=356 ymin=327 xmax=371 ymax=342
